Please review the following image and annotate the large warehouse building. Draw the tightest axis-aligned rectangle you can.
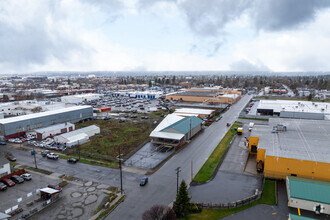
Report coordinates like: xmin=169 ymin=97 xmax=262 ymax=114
xmin=150 ymin=114 xmax=203 ymax=148
xmin=0 ymin=106 xmax=93 ymax=139
xmin=249 ymin=118 xmax=330 ymax=181
xmin=61 ymin=94 xmax=103 ymax=104
xmin=166 ymin=88 xmax=241 ymax=104
xmin=256 ymin=100 xmax=330 ymax=120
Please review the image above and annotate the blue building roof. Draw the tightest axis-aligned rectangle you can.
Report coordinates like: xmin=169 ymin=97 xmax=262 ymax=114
xmin=161 ymin=116 xmax=202 ymax=134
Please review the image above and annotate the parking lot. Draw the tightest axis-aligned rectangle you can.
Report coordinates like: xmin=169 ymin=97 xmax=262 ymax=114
xmin=0 ymin=170 xmax=111 ymax=220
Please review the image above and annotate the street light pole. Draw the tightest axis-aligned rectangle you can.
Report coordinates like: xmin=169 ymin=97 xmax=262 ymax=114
xmin=116 ymin=147 xmax=124 ymax=194
xmin=175 ymin=167 xmax=181 ymax=195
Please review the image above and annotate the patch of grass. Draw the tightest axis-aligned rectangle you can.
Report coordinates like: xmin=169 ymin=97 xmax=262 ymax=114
xmin=20 ymin=165 xmax=53 ymax=175
xmin=204 ymin=122 xmax=212 ymax=126
xmin=183 ymin=179 xmax=276 ymax=220
xmin=193 ymin=122 xmax=241 ymax=182
xmin=10 ymin=162 xmax=19 ymax=167
xmin=58 ymin=154 xmax=117 ymax=168
xmin=238 ymin=117 xmax=269 ymax=122
xmin=73 ymin=119 xmax=154 ymax=158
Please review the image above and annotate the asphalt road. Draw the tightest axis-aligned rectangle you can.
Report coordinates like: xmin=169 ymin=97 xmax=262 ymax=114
xmin=1 ymin=146 xmax=144 ymax=193
xmin=108 ymin=94 xmax=253 ymax=220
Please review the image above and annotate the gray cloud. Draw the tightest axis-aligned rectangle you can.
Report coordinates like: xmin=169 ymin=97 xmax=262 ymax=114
xmin=137 ymin=0 xmax=330 ymax=35
xmin=252 ymin=0 xmax=330 ymax=31
xmin=0 ymin=1 xmax=87 ymax=71
xmin=230 ymin=59 xmax=270 ymax=71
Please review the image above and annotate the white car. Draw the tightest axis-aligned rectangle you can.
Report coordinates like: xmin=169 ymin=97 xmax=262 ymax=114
xmin=46 ymin=153 xmax=59 ymax=160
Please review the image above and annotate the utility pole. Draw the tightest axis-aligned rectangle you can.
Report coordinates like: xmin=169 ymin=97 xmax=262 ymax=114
xmin=191 ymin=160 xmax=193 ymax=181
xmin=175 ymin=167 xmax=181 ymax=195
xmin=78 ymin=140 xmax=80 ymax=160
xmin=116 ymin=147 xmax=124 ymax=194
xmin=32 ymin=146 xmax=38 ymax=169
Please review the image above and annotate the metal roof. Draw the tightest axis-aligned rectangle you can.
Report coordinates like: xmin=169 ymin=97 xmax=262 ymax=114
xmin=251 ymin=118 xmax=330 ymax=163
xmin=289 ymin=214 xmax=315 ymax=220
xmin=0 ymin=105 xmax=92 ymax=124
xmin=287 ymin=176 xmax=330 ymax=204
xmin=58 ymin=125 xmax=98 ymax=139
xmin=174 ymin=108 xmax=214 ymax=115
xmin=162 ymin=116 xmax=202 ymax=134
xmin=39 ymin=187 xmax=60 ymax=194
xmin=257 ymin=99 xmax=330 ymax=114
xmin=153 ymin=114 xmax=185 ymax=132
xmin=34 ymin=122 xmax=74 ymax=133
xmin=149 ymin=131 xmax=184 ymax=140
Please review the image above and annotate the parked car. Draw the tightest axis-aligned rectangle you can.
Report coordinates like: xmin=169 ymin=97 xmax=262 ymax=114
xmin=46 ymin=153 xmax=59 ymax=160
xmin=215 ymin=117 xmax=221 ymax=121
xmin=5 ymin=154 xmax=16 ymax=162
xmin=207 ymin=119 xmax=214 ymax=123
xmin=2 ymin=178 xmax=15 ymax=187
xmin=10 ymin=175 xmax=24 ymax=184
xmin=67 ymin=158 xmax=77 ymax=164
xmin=41 ymin=150 xmax=50 ymax=157
xmin=140 ymin=177 xmax=148 ymax=186
xmin=0 ymin=142 xmax=6 ymax=145
xmin=0 ymin=182 xmax=7 ymax=191
xmin=20 ymin=173 xmax=32 ymax=181
xmin=48 ymin=184 xmax=62 ymax=191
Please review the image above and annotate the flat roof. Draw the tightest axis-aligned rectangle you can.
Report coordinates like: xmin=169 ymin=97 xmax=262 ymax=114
xmin=287 ymin=176 xmax=330 ymax=204
xmin=251 ymin=118 xmax=330 ymax=163
xmin=174 ymin=108 xmax=214 ymax=115
xmin=0 ymin=106 xmax=92 ymax=124
xmin=257 ymin=99 xmax=330 ymax=114
xmin=169 ymin=91 xmax=216 ymax=97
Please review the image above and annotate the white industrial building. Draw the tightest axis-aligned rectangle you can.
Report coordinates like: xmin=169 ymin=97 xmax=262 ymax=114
xmin=61 ymin=93 xmax=102 ymax=104
xmin=33 ymin=123 xmax=75 ymax=140
xmin=173 ymin=108 xmax=215 ymax=119
xmin=0 ymin=156 xmax=11 ymax=178
xmin=113 ymin=90 xmax=163 ymax=99
xmin=150 ymin=114 xmax=203 ymax=147
xmin=54 ymin=125 xmax=100 ymax=147
xmin=256 ymin=100 xmax=330 ymax=120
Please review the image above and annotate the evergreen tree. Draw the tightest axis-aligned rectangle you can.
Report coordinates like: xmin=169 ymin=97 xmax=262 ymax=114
xmin=173 ymin=180 xmax=190 ymax=217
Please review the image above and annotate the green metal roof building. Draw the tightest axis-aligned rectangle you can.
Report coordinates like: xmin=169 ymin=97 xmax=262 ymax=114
xmin=286 ymin=176 xmax=330 ymax=215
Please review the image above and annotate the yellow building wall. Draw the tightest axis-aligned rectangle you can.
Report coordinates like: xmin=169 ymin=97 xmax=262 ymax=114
xmin=264 ymin=155 xmax=330 ymax=182
xmin=248 ymin=136 xmax=259 ymax=154
xmin=257 ymin=149 xmax=266 ymax=162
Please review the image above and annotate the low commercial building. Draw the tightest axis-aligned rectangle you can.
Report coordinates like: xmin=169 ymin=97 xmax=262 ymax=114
xmin=33 ymin=123 xmax=75 ymax=140
xmin=0 ymin=106 xmax=93 ymax=140
xmin=166 ymin=88 xmax=241 ymax=104
xmin=150 ymin=114 xmax=203 ymax=147
xmin=173 ymin=108 xmax=215 ymax=119
xmin=256 ymin=100 xmax=330 ymax=120
xmin=286 ymin=176 xmax=330 ymax=215
xmin=113 ymin=90 xmax=163 ymax=99
xmin=54 ymin=125 xmax=100 ymax=147
xmin=0 ymin=156 xmax=10 ymax=178
xmin=249 ymin=118 xmax=330 ymax=181
xmin=61 ymin=93 xmax=102 ymax=104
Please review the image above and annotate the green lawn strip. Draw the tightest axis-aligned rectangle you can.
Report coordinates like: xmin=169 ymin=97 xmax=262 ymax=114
xmin=184 ymin=179 xmax=276 ymax=220
xmin=58 ymin=154 xmax=117 ymax=168
xmin=96 ymin=195 xmax=126 ymax=220
xmin=238 ymin=117 xmax=269 ymax=122
xmin=20 ymin=165 xmax=53 ymax=175
xmin=193 ymin=122 xmax=241 ymax=182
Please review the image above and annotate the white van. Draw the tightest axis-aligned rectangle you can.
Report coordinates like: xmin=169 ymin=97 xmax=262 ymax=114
xmin=249 ymin=122 xmax=254 ymax=131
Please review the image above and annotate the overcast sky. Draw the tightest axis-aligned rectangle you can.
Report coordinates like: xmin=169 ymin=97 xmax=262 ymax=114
xmin=1 ymin=0 xmax=330 ymax=73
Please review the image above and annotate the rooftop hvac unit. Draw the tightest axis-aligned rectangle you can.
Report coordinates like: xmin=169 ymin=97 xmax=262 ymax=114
xmin=296 ymin=106 xmax=298 ymax=108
